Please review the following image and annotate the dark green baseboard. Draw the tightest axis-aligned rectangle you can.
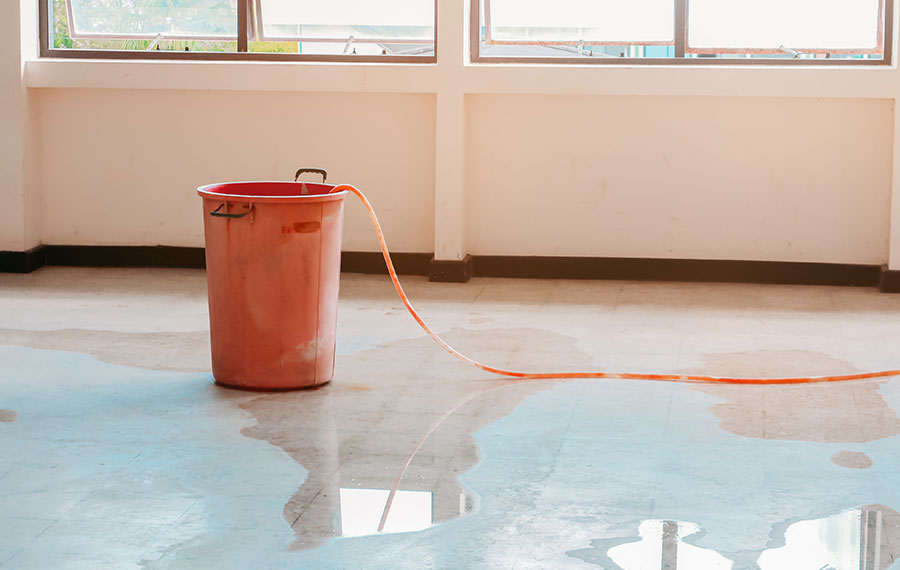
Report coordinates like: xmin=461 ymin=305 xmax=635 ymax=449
xmin=2 ymin=246 xmax=897 ymax=292
xmin=881 ymin=266 xmax=900 ymax=293
xmin=0 ymin=246 xmax=46 ymax=273
xmin=45 ymin=245 xmax=206 ymax=268
xmin=473 ymin=256 xmax=882 ymax=288
xmin=429 ymin=255 xmax=474 ymax=283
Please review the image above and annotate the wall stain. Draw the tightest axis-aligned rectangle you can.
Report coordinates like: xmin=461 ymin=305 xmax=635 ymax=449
xmin=683 ymin=350 xmax=900 ymax=443
xmin=0 ymin=410 xmax=17 ymax=422
xmin=236 ymin=327 xmax=593 ymax=551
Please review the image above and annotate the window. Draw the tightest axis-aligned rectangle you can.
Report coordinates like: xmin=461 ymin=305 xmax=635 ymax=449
xmin=473 ymin=0 xmax=891 ymax=64
xmin=43 ymin=0 xmax=436 ymax=61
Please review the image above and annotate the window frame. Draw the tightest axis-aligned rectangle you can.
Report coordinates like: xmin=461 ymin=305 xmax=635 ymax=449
xmin=39 ymin=0 xmax=438 ymax=63
xmin=470 ymin=0 xmax=894 ymax=66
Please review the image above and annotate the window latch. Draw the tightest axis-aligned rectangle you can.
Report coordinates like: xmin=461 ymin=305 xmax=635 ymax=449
xmin=778 ymin=45 xmax=803 ymax=58
xmin=343 ymin=35 xmax=356 ymax=55
xmin=147 ymin=33 xmax=163 ymax=51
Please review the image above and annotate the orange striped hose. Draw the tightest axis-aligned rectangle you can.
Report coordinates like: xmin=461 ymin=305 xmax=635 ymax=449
xmin=331 ymin=183 xmax=900 ymax=533
xmin=331 ymin=184 xmax=900 ymax=387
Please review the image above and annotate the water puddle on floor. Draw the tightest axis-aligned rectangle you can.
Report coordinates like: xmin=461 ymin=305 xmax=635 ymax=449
xmin=570 ymin=505 xmax=900 ymax=570
xmin=0 ymin=327 xmax=211 ymax=372
xmin=232 ymin=339 xmax=900 ymax=569
xmin=6 ymin=343 xmax=900 ymax=569
xmin=237 ymin=327 xmax=594 ymax=550
xmin=686 ymin=350 xmax=900 ymax=443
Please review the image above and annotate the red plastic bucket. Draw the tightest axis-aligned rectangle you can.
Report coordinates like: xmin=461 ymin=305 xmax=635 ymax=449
xmin=198 ymin=170 xmax=348 ymax=390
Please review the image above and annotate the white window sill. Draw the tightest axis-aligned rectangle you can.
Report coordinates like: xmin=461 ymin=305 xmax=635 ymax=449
xmin=25 ymin=57 xmax=900 ymax=98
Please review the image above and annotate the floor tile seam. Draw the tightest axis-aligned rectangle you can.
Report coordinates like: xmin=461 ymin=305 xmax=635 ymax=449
xmin=251 ymin=526 xmax=294 ymax=570
xmin=463 ymin=282 xmax=506 ymax=326
xmin=136 ymin=521 xmax=182 ymax=563
xmin=501 ymin=324 xmax=545 ymax=371
xmin=0 ymin=550 xmax=20 ymax=569
xmin=136 ymin=521 xmax=228 ymax=567
xmin=395 ymin=445 xmax=458 ymax=473
xmin=1 ymin=517 xmax=60 ymax=559
xmin=660 ymin=386 xmax=677 ymax=462
xmin=185 ymin=465 xmax=228 ymax=486
xmin=288 ymin=466 xmax=342 ymax=528
xmin=506 ymin=511 xmax=554 ymax=570
xmin=850 ymin=384 xmax=876 ymax=443
xmin=57 ymin=501 xmax=205 ymax=527
xmin=467 ymin=281 xmax=496 ymax=305
xmin=72 ymin=465 xmax=215 ymax=492
xmin=29 ymin=486 xmax=100 ymax=522
xmin=116 ymin=448 xmax=147 ymax=469
xmin=672 ymin=335 xmax=687 ymax=374
xmin=167 ymin=493 xmax=209 ymax=530
xmin=445 ymin=442 xmax=482 ymax=483
xmin=0 ymin=548 xmax=21 ymax=567
xmin=509 ymin=382 xmax=583 ymax=570
xmin=27 ymin=517 xmax=62 ymax=547
xmin=540 ymin=389 xmax=584 ymax=493
xmin=326 ymin=380 xmax=342 ymax=475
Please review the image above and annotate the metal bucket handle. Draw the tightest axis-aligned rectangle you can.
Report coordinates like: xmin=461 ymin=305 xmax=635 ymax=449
xmin=210 ymin=202 xmax=254 ymax=219
xmin=294 ymin=168 xmax=327 ymax=183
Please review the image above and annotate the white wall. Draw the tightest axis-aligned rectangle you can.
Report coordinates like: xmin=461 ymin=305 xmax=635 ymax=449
xmin=466 ymin=95 xmax=894 ymax=264
xmin=33 ymin=83 xmax=898 ymax=266
xmin=8 ymin=1 xmax=900 ymax=269
xmin=39 ymin=90 xmax=436 ymax=252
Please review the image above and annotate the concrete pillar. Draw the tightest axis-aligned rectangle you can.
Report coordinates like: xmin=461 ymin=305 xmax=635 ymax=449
xmin=881 ymin=99 xmax=900 ymax=291
xmin=429 ymin=0 xmax=471 ymax=281
xmin=433 ymin=90 xmax=465 ymax=262
xmin=891 ymin=98 xmax=900 ymax=271
xmin=0 ymin=0 xmax=41 ymax=256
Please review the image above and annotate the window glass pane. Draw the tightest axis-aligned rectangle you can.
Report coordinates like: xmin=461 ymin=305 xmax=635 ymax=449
xmin=257 ymin=0 xmax=434 ymax=43
xmin=68 ymin=0 xmax=237 ymax=38
xmin=52 ymin=0 xmax=237 ymax=52
xmin=688 ymin=0 xmax=881 ymax=51
xmin=487 ymin=0 xmax=674 ymax=44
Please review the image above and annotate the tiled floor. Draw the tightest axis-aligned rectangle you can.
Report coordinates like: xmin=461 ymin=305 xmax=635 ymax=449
xmin=2 ymin=267 xmax=900 ymax=569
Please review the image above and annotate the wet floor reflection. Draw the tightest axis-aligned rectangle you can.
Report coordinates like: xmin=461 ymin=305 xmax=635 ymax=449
xmin=236 ymin=328 xmax=589 ymax=550
xmin=608 ymin=520 xmax=733 ymax=570
xmin=759 ymin=505 xmax=898 ymax=570
xmin=591 ymin=506 xmax=900 ymax=570
xmin=338 ymin=488 xmax=432 ymax=537
xmin=236 ymin=380 xmax=502 ymax=549
xmin=229 ymin=336 xmax=900 ymax=566
xmin=6 ymin=343 xmax=900 ymax=569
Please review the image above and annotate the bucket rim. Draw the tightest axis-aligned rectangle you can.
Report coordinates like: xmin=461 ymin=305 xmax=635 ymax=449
xmin=197 ymin=180 xmax=349 ymax=202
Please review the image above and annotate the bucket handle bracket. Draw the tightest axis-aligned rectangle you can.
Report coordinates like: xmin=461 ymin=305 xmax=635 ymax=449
xmin=294 ymin=168 xmax=327 ymax=183
xmin=210 ymin=202 xmax=254 ymax=220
